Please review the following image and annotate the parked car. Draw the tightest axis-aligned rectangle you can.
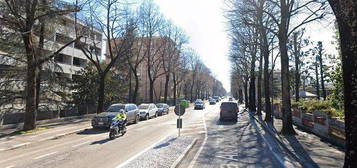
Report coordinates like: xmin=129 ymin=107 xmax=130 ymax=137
xmin=220 ymin=102 xmax=239 ymax=122
xmin=138 ymin=103 xmax=158 ymax=120
xmin=209 ymin=98 xmax=216 ymax=105
xmin=91 ymin=104 xmax=139 ymax=129
xmin=194 ymin=99 xmax=205 ymax=110
xmin=156 ymin=103 xmax=169 ymax=115
xmin=229 ymin=97 xmax=233 ymax=101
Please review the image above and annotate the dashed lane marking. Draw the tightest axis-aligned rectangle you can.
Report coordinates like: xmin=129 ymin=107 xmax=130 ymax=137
xmin=34 ymin=151 xmax=57 ymax=160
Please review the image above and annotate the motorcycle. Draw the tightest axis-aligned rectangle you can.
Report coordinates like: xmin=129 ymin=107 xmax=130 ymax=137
xmin=109 ymin=118 xmax=126 ymax=140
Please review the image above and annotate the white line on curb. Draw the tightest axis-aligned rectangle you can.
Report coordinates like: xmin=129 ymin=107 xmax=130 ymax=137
xmin=34 ymin=151 xmax=57 ymax=160
xmin=4 ymin=165 xmax=15 ymax=168
xmin=187 ymin=111 xmax=208 ymax=168
xmin=171 ymin=138 xmax=198 ymax=168
xmin=115 ymin=134 xmax=172 ymax=168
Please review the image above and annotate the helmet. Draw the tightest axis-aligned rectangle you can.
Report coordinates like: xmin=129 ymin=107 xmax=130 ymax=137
xmin=119 ymin=109 xmax=125 ymax=114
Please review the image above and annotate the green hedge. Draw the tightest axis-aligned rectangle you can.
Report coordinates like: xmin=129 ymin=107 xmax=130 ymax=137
xmin=292 ymin=99 xmax=344 ymax=119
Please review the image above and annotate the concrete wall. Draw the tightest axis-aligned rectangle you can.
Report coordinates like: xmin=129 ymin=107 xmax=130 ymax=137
xmin=273 ymin=103 xmax=345 ymax=147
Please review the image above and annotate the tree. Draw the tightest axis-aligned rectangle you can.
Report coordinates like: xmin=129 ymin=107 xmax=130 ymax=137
xmin=75 ymin=0 xmax=135 ymax=113
xmin=327 ymin=0 xmax=357 ymax=166
xmin=0 ymin=0 xmax=81 ymax=130
xmin=265 ymin=0 xmax=327 ymax=135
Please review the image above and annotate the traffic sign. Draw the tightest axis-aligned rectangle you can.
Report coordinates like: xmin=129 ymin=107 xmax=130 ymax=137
xmin=174 ymin=105 xmax=186 ymax=116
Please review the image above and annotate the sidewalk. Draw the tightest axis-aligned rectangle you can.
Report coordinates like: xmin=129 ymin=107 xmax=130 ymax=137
xmin=0 ymin=117 xmax=92 ymax=152
xmin=256 ymin=112 xmax=344 ymax=168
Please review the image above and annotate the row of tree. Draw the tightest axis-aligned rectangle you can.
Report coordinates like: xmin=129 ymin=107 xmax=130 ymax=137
xmin=0 ymin=0 xmax=225 ymax=131
xmin=226 ymin=0 xmax=356 ymax=166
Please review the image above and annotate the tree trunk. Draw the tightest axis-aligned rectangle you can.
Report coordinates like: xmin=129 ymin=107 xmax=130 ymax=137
xmin=23 ymin=34 xmax=38 ymax=131
xmin=249 ymin=58 xmax=257 ymax=112
xmin=327 ymin=1 xmax=357 ymax=166
xmin=318 ymin=42 xmax=326 ymax=99
xmin=293 ymin=33 xmax=300 ymax=102
xmin=315 ymin=55 xmax=320 ymax=99
xmin=132 ymin=73 xmax=139 ymax=104
xmin=128 ymin=70 xmax=132 ymax=102
xmin=257 ymin=53 xmax=263 ymax=115
xmin=149 ymin=80 xmax=154 ymax=103
xmin=278 ymin=1 xmax=295 ymax=134
xmin=238 ymin=89 xmax=243 ymax=104
xmin=163 ymin=74 xmax=170 ymax=103
xmin=244 ymin=80 xmax=249 ymax=107
xmin=173 ymin=73 xmax=177 ymax=104
xmin=96 ymin=74 xmax=105 ymax=113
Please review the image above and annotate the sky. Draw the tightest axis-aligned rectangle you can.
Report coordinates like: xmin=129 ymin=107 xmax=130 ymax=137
xmin=154 ymin=0 xmax=232 ymax=92
xmin=153 ymin=0 xmax=337 ymax=93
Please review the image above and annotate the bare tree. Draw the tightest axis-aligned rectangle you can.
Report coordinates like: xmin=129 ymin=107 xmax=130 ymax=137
xmin=76 ymin=0 xmax=135 ymax=113
xmin=0 ymin=0 xmax=81 ymax=130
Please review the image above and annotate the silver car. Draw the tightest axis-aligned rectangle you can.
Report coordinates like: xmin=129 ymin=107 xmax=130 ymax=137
xmin=138 ymin=103 xmax=158 ymax=120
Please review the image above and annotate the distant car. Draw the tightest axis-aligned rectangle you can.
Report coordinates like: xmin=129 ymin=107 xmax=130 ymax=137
xmin=220 ymin=102 xmax=239 ymax=122
xmin=229 ymin=97 xmax=233 ymax=101
xmin=209 ymin=99 xmax=216 ymax=105
xmin=213 ymin=96 xmax=220 ymax=102
xmin=138 ymin=103 xmax=158 ymax=120
xmin=91 ymin=104 xmax=139 ymax=129
xmin=156 ymin=103 xmax=169 ymax=115
xmin=194 ymin=99 xmax=205 ymax=110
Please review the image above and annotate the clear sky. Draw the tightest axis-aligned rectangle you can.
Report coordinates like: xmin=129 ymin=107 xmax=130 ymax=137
xmin=153 ymin=0 xmax=337 ymax=93
xmin=154 ymin=0 xmax=232 ymax=92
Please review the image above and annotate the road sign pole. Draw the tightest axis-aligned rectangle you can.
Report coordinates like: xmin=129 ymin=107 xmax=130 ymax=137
xmin=178 ymin=105 xmax=181 ymax=137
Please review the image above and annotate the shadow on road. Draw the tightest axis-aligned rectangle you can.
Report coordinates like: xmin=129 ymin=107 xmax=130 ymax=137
xmin=215 ymin=120 xmax=237 ymax=126
xmin=77 ymin=128 xmax=108 ymax=135
xmin=91 ymin=138 xmax=111 ymax=145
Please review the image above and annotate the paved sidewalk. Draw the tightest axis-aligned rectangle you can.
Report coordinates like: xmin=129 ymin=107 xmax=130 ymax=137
xmin=257 ymin=112 xmax=344 ymax=168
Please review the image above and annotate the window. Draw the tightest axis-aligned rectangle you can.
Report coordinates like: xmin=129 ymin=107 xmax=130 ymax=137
xmin=55 ymin=33 xmax=73 ymax=45
xmin=106 ymin=105 xmax=125 ymax=112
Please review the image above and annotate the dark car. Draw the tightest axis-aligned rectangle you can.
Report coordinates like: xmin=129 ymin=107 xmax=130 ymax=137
xmin=220 ymin=102 xmax=238 ymax=122
xmin=156 ymin=103 xmax=169 ymax=115
xmin=194 ymin=99 xmax=205 ymax=110
xmin=213 ymin=96 xmax=220 ymax=102
xmin=91 ymin=104 xmax=140 ymax=129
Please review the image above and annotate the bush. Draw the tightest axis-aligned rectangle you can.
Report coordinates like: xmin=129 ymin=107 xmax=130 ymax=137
xmin=293 ymin=99 xmax=344 ymax=119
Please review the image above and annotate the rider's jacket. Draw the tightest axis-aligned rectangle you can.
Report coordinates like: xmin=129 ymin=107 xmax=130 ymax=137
xmin=114 ymin=113 xmax=127 ymax=120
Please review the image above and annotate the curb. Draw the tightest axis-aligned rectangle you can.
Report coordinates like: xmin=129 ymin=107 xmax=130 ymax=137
xmin=1 ymin=127 xmax=88 ymax=152
xmin=251 ymin=113 xmax=306 ymax=168
xmin=170 ymin=138 xmax=198 ymax=168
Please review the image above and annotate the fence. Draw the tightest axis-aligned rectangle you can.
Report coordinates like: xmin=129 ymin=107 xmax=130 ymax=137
xmin=273 ymin=103 xmax=345 ymax=147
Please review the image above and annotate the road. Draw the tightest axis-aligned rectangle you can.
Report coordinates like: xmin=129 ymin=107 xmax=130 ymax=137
xmin=1 ymin=100 xmax=285 ymax=168
xmin=0 ymin=104 xmax=205 ymax=168
xmin=179 ymin=103 xmax=282 ymax=168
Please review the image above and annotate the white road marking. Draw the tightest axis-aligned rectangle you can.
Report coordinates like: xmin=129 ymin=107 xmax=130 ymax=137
xmin=72 ymin=140 xmax=91 ymax=148
xmin=34 ymin=151 xmax=57 ymax=160
xmin=0 ymin=134 xmax=104 ymax=164
xmin=4 ymin=165 xmax=15 ymax=168
xmin=116 ymin=134 xmax=172 ymax=168
xmin=188 ymin=111 xmax=208 ymax=168
xmin=12 ymin=142 xmax=30 ymax=148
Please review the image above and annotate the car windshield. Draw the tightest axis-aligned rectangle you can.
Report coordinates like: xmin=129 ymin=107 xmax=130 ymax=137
xmin=106 ymin=105 xmax=125 ymax=112
xmin=156 ymin=104 xmax=164 ymax=108
xmin=139 ymin=105 xmax=149 ymax=109
xmin=195 ymin=101 xmax=203 ymax=104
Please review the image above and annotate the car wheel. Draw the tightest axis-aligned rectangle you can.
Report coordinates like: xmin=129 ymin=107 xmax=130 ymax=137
xmin=135 ymin=115 xmax=139 ymax=124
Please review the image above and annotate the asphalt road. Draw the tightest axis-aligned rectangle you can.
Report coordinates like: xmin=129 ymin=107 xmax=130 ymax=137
xmin=0 ymin=104 xmax=206 ymax=168
xmin=180 ymin=103 xmax=282 ymax=168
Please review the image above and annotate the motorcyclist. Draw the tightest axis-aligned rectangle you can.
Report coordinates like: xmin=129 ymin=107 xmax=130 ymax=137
xmin=114 ymin=109 xmax=127 ymax=130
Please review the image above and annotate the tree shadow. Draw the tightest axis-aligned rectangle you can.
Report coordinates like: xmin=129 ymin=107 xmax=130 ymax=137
xmin=153 ymin=137 xmax=177 ymax=149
